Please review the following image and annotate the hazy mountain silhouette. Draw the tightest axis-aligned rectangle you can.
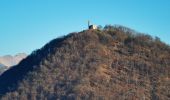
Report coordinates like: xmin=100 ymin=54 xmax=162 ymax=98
xmin=0 ymin=53 xmax=27 ymax=75
xmin=0 ymin=63 xmax=5 ymax=67
xmin=0 ymin=53 xmax=27 ymax=67
xmin=0 ymin=64 xmax=7 ymax=75
xmin=0 ymin=25 xmax=169 ymax=100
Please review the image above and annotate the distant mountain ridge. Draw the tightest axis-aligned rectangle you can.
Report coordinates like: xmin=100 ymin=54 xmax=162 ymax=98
xmin=0 ymin=53 xmax=27 ymax=67
xmin=0 ymin=64 xmax=7 ymax=75
xmin=0 ymin=63 xmax=5 ymax=67
xmin=0 ymin=53 xmax=27 ymax=75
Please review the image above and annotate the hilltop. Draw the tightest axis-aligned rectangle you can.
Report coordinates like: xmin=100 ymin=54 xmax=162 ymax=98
xmin=0 ymin=25 xmax=169 ymax=100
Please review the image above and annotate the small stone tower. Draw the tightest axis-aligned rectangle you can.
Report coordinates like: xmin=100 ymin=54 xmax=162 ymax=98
xmin=88 ymin=21 xmax=97 ymax=30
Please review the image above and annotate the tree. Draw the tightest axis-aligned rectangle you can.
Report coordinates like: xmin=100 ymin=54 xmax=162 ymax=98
xmin=97 ymin=25 xmax=103 ymax=30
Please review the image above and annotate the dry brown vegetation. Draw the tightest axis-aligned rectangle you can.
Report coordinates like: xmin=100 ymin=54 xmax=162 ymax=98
xmin=0 ymin=25 xmax=169 ymax=100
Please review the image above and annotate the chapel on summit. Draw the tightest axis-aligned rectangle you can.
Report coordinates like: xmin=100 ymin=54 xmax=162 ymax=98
xmin=88 ymin=21 xmax=97 ymax=30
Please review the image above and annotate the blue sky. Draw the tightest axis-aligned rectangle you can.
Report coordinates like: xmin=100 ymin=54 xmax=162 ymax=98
xmin=0 ymin=0 xmax=170 ymax=56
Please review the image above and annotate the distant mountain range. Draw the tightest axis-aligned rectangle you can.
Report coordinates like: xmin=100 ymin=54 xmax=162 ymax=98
xmin=0 ymin=53 xmax=27 ymax=74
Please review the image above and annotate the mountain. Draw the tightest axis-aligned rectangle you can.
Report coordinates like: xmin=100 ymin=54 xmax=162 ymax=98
xmin=0 ymin=63 xmax=5 ymax=67
xmin=0 ymin=64 xmax=7 ymax=75
xmin=0 ymin=53 xmax=27 ymax=68
xmin=0 ymin=25 xmax=169 ymax=100
xmin=0 ymin=53 xmax=27 ymax=75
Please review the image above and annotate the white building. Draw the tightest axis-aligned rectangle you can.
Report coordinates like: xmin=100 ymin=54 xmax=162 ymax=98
xmin=88 ymin=21 xmax=97 ymax=30
xmin=89 ymin=25 xmax=97 ymax=30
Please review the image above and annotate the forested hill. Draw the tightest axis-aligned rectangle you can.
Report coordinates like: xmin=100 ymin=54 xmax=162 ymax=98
xmin=0 ymin=25 xmax=170 ymax=100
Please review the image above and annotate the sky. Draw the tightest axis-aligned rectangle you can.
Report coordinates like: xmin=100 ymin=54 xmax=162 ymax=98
xmin=0 ymin=0 xmax=170 ymax=56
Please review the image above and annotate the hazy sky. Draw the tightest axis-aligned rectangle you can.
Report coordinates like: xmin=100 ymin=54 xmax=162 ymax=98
xmin=0 ymin=0 xmax=170 ymax=56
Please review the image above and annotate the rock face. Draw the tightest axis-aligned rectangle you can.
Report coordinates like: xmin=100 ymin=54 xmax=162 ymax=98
xmin=0 ymin=26 xmax=169 ymax=100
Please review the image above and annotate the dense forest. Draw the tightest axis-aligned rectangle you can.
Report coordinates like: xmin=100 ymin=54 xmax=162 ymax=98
xmin=0 ymin=25 xmax=169 ymax=100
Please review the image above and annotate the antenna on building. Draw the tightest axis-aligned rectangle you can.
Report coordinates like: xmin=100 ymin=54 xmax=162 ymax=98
xmin=88 ymin=20 xmax=90 ymax=29
xmin=87 ymin=20 xmax=97 ymax=30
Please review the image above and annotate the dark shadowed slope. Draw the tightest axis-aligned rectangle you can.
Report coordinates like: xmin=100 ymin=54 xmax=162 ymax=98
xmin=0 ymin=25 xmax=170 ymax=100
xmin=0 ymin=33 xmax=74 ymax=96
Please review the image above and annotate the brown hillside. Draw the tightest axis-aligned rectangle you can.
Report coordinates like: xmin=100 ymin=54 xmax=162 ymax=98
xmin=0 ymin=25 xmax=169 ymax=100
